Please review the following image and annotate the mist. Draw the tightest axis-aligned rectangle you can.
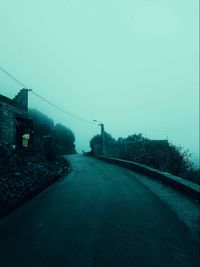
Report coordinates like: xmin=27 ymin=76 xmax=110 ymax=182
xmin=0 ymin=0 xmax=199 ymax=166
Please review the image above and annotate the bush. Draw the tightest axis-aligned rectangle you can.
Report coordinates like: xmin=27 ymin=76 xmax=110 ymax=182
xmin=28 ymin=109 xmax=76 ymax=155
xmin=90 ymin=132 xmax=194 ymax=178
xmin=90 ymin=132 xmax=115 ymax=155
xmin=53 ymin=123 xmax=76 ymax=155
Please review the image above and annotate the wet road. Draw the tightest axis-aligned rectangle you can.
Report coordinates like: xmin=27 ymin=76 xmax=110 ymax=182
xmin=0 ymin=155 xmax=199 ymax=267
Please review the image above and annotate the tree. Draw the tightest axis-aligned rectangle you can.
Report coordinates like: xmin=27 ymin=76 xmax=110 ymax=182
xmin=90 ymin=132 xmax=115 ymax=155
xmin=28 ymin=109 xmax=54 ymax=149
xmin=28 ymin=109 xmax=54 ymax=136
xmin=125 ymin=133 xmax=146 ymax=142
xmin=90 ymin=134 xmax=102 ymax=148
xmin=28 ymin=109 xmax=76 ymax=155
xmin=163 ymin=144 xmax=192 ymax=176
xmin=53 ymin=123 xmax=76 ymax=154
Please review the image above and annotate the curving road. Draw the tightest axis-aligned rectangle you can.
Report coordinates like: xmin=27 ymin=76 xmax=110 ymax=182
xmin=0 ymin=155 xmax=199 ymax=267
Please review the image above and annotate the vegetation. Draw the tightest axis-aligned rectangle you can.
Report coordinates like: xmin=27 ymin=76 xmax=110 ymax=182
xmin=53 ymin=123 xmax=76 ymax=155
xmin=89 ymin=132 xmax=199 ymax=183
xmin=0 ymin=143 xmax=68 ymax=218
xmin=90 ymin=132 xmax=115 ymax=149
xmin=28 ymin=109 xmax=76 ymax=155
xmin=0 ymin=109 xmax=72 ymax=218
xmin=182 ymin=168 xmax=200 ymax=185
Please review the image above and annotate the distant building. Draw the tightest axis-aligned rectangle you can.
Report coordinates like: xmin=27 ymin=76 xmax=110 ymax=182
xmin=0 ymin=89 xmax=33 ymax=148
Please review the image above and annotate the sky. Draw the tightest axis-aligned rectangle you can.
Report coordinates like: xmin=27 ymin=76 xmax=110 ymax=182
xmin=0 ymin=0 xmax=199 ymax=165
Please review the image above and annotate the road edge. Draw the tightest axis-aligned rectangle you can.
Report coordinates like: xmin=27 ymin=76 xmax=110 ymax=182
xmin=0 ymin=157 xmax=70 ymax=220
xmin=96 ymin=156 xmax=200 ymax=201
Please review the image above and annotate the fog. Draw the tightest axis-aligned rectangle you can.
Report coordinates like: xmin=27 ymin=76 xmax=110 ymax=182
xmin=0 ymin=0 xmax=199 ymax=165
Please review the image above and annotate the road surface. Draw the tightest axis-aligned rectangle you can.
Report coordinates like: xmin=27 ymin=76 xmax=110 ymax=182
xmin=0 ymin=155 xmax=199 ymax=267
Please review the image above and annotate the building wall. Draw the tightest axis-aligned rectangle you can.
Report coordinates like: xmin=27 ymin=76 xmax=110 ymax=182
xmin=0 ymin=90 xmax=28 ymax=145
xmin=13 ymin=89 xmax=28 ymax=111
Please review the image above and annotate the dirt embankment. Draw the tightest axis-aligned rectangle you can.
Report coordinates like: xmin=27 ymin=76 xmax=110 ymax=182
xmin=0 ymin=144 xmax=69 ymax=219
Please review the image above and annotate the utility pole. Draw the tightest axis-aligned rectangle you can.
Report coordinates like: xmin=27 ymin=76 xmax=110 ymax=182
xmin=93 ymin=120 xmax=105 ymax=155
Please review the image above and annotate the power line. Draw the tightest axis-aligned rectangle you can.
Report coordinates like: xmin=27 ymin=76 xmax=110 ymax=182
xmin=30 ymin=90 xmax=96 ymax=125
xmin=0 ymin=66 xmax=96 ymax=126
xmin=0 ymin=66 xmax=28 ymax=88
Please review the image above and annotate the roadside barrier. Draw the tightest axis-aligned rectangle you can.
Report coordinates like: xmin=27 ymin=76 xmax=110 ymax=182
xmin=97 ymin=156 xmax=200 ymax=201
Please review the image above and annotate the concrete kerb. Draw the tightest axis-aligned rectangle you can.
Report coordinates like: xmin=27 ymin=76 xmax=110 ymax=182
xmin=97 ymin=156 xmax=200 ymax=201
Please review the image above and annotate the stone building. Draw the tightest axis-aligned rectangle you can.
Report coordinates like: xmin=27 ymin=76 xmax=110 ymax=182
xmin=0 ymin=89 xmax=33 ymax=148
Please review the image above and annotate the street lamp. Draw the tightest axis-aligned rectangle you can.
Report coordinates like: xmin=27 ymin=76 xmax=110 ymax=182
xmin=93 ymin=119 xmax=105 ymax=155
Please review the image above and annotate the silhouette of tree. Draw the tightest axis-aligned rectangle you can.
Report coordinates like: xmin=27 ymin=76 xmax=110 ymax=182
xmin=53 ymin=123 xmax=76 ymax=154
xmin=28 ymin=109 xmax=76 ymax=155
xmin=90 ymin=131 xmax=193 ymax=178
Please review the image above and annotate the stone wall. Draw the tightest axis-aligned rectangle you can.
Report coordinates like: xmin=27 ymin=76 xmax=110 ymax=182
xmin=0 ymin=90 xmax=28 ymax=145
xmin=13 ymin=89 xmax=28 ymax=111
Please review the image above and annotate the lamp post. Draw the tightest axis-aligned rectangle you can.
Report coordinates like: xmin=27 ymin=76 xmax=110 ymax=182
xmin=93 ymin=120 xmax=105 ymax=155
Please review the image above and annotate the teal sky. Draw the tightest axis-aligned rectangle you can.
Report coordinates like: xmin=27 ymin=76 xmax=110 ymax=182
xmin=0 ymin=0 xmax=199 ymax=165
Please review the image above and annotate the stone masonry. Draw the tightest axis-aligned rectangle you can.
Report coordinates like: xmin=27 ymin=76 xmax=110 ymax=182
xmin=0 ymin=89 xmax=29 ymax=145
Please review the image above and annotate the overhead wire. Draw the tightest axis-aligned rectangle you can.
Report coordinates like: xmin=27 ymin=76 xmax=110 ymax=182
xmin=0 ymin=66 xmax=28 ymax=88
xmin=30 ymin=90 xmax=96 ymax=125
xmin=0 ymin=66 xmax=97 ymax=126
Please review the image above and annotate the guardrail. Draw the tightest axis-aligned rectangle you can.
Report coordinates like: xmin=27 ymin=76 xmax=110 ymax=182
xmin=97 ymin=156 xmax=200 ymax=201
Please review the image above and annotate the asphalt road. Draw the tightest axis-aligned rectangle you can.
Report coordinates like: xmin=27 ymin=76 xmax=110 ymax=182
xmin=0 ymin=155 xmax=199 ymax=267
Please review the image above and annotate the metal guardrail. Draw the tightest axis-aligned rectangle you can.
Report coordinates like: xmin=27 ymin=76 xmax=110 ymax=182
xmin=97 ymin=156 xmax=200 ymax=201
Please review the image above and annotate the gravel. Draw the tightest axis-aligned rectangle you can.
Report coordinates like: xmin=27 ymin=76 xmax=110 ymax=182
xmin=0 ymin=144 xmax=69 ymax=218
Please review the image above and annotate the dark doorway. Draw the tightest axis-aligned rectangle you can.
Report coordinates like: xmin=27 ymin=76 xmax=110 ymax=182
xmin=16 ymin=117 xmax=33 ymax=148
